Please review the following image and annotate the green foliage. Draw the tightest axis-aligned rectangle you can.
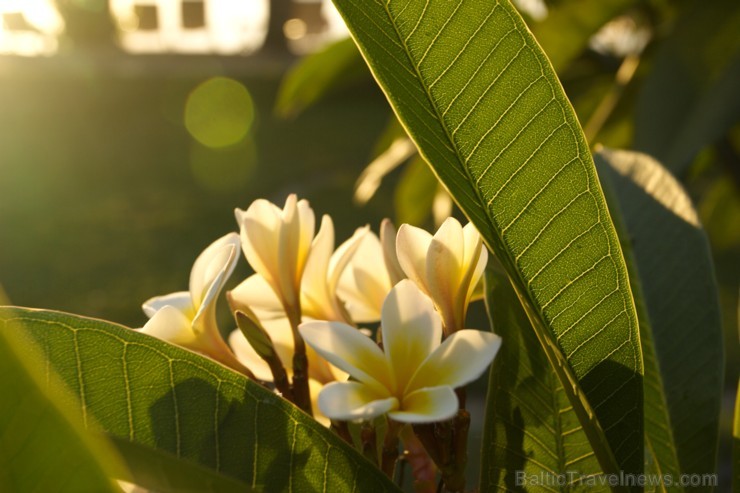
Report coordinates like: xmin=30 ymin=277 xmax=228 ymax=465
xmin=0 ymin=308 xmax=401 ymax=493
xmin=332 ymin=0 xmax=642 ymax=477
xmin=0 ymin=316 xmax=120 ymax=493
xmin=482 ymin=265 xmax=606 ymax=492
xmin=595 ymin=148 xmax=724 ymax=483
xmin=528 ymin=0 xmax=638 ymax=72
xmin=634 ymin=0 xmax=740 ymax=175
xmin=275 ymin=37 xmax=370 ymax=118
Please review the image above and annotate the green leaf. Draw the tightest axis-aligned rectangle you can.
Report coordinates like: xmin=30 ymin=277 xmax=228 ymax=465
xmin=595 ymin=148 xmax=724 ymax=481
xmin=0 ymin=316 xmax=121 ymax=492
xmin=275 ymin=37 xmax=369 ymax=118
xmin=0 ymin=307 xmax=401 ymax=493
xmin=482 ymin=265 xmax=606 ymax=492
xmin=529 ymin=0 xmax=639 ymax=73
xmin=333 ymin=0 xmax=642 ymax=478
xmin=634 ymin=0 xmax=740 ymax=175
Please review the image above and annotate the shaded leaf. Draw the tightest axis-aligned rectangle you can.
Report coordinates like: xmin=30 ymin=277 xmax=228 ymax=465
xmin=333 ymin=0 xmax=642 ymax=477
xmin=595 ymin=147 xmax=723 ymax=483
xmin=0 ymin=307 xmax=401 ymax=493
xmin=481 ymin=265 xmax=606 ymax=492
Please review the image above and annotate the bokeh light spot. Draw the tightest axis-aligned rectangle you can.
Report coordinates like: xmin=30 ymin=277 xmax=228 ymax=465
xmin=184 ymin=77 xmax=255 ymax=148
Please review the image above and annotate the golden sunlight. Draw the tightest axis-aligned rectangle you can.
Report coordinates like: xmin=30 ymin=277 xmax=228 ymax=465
xmin=109 ymin=0 xmax=269 ymax=54
xmin=0 ymin=0 xmax=64 ymax=56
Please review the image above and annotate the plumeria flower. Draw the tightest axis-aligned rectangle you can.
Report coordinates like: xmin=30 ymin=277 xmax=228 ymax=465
xmin=230 ymin=214 xmax=368 ymax=324
xmin=337 ymin=219 xmax=405 ymax=323
xmin=396 ymin=218 xmax=487 ymax=335
xmin=140 ymin=233 xmax=247 ymax=373
xmin=235 ymin=194 xmax=315 ymax=317
xmin=299 ymin=280 xmax=501 ymax=423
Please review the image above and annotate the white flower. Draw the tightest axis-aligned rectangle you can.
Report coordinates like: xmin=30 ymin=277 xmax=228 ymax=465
xmin=230 ymin=215 xmax=367 ymax=324
xmin=140 ymin=233 xmax=245 ymax=372
xmin=235 ymin=194 xmax=315 ymax=316
xmin=396 ymin=218 xmax=487 ymax=334
xmin=337 ymin=219 xmax=405 ymax=323
xmin=299 ymin=280 xmax=501 ymax=423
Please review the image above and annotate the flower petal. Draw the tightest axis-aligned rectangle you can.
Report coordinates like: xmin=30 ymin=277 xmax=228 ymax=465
xmin=318 ymin=381 xmax=397 ymax=422
xmin=381 ymin=280 xmax=442 ymax=395
xmin=191 ymin=235 xmax=241 ymax=328
xmin=295 ymin=198 xmax=316 ymax=277
xmin=407 ymin=329 xmax=501 ymax=393
xmin=426 ymin=217 xmax=465 ymax=331
xmin=337 ymin=231 xmax=390 ymax=323
xmin=299 ymin=321 xmax=391 ymax=394
xmin=229 ymin=274 xmax=284 ymax=320
xmin=308 ymin=378 xmax=331 ymax=427
xmin=142 ymin=292 xmax=192 ymax=319
xmin=327 ymin=225 xmax=368 ymax=297
xmin=380 ymin=219 xmax=405 ymax=285
xmin=389 ymin=386 xmax=458 ymax=423
xmin=301 ymin=215 xmax=334 ymax=318
xmin=189 ymin=233 xmax=240 ymax=308
xmin=236 ymin=200 xmax=283 ymax=297
xmin=139 ymin=305 xmax=196 ymax=347
xmin=278 ymin=194 xmax=301 ymax=307
xmin=461 ymin=223 xmax=487 ymax=309
xmin=396 ymin=224 xmax=433 ymax=294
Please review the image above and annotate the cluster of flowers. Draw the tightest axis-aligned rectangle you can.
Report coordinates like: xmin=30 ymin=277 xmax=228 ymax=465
xmin=138 ymin=195 xmax=501 ymax=430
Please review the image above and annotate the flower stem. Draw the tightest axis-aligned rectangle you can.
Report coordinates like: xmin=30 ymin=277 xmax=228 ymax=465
xmin=381 ymin=419 xmax=402 ymax=480
xmin=412 ymin=390 xmax=470 ymax=492
xmin=287 ymin=307 xmax=312 ymax=416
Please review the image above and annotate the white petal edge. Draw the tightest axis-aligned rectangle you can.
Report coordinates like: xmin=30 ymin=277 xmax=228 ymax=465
xmin=388 ymin=386 xmax=458 ymax=423
xmin=142 ymin=292 xmax=192 ymax=318
xmin=139 ymin=305 xmax=196 ymax=347
xmin=189 ymin=232 xmax=240 ymax=307
xmin=318 ymin=381 xmax=397 ymax=422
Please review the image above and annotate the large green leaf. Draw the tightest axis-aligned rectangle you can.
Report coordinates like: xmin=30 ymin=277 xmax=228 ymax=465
xmin=0 ymin=315 xmax=121 ymax=492
xmin=634 ymin=0 xmax=740 ymax=175
xmin=0 ymin=307 xmax=401 ymax=493
xmin=332 ymin=0 xmax=642 ymax=477
xmin=482 ymin=265 xmax=606 ymax=492
xmin=595 ymin=148 xmax=724 ymax=482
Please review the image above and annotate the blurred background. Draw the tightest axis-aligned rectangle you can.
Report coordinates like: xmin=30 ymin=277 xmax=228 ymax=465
xmin=0 ymin=0 xmax=737 ymax=477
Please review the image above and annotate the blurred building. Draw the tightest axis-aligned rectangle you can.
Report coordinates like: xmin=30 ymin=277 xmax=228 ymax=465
xmin=0 ymin=0 xmax=348 ymax=56
xmin=0 ymin=0 xmax=64 ymax=56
